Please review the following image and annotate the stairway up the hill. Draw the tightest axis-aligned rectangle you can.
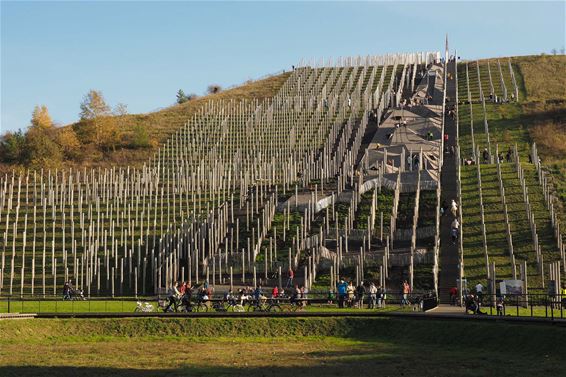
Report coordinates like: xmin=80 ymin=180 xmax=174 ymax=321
xmin=438 ymin=60 xmax=459 ymax=304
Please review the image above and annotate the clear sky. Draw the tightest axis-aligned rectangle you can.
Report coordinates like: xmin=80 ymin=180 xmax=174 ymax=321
xmin=1 ymin=1 xmax=565 ymax=133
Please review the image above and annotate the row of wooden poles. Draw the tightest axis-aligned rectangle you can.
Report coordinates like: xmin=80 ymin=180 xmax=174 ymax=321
xmin=0 ymin=53 xmax=430 ymax=297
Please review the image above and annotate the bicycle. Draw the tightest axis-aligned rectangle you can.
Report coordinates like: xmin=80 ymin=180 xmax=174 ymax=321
xmin=267 ymin=298 xmax=284 ymax=312
xmin=284 ymin=298 xmax=306 ymax=312
xmin=225 ymin=299 xmax=245 ymax=312
xmin=192 ymin=300 xmax=210 ymax=312
xmin=158 ymin=297 xmax=182 ymax=313
xmin=247 ymin=298 xmax=267 ymax=312
xmin=134 ymin=301 xmax=155 ymax=312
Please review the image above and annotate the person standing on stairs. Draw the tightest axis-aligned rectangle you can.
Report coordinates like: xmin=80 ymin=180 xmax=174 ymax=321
xmin=451 ymin=218 xmax=459 ymax=232
xmin=286 ymin=268 xmax=294 ymax=288
xmin=483 ymin=148 xmax=489 ymax=163
xmin=450 ymin=199 xmax=458 ymax=217
xmin=451 ymin=227 xmax=458 ymax=245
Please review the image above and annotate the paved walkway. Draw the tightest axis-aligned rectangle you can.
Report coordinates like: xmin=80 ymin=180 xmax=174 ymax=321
xmin=438 ymin=60 xmax=459 ymax=304
xmin=425 ymin=304 xmax=463 ymax=315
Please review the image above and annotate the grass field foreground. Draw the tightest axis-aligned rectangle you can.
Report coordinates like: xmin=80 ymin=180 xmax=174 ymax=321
xmin=0 ymin=317 xmax=564 ymax=376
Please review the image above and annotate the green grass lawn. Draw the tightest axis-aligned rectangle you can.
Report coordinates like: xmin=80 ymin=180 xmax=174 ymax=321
xmin=2 ymin=296 xmax=565 ymax=319
xmin=0 ymin=299 xmax=139 ymax=314
xmin=0 ymin=317 xmax=564 ymax=377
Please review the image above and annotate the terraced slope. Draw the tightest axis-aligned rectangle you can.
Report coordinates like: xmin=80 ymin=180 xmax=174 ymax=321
xmin=457 ymin=54 xmax=566 ymax=288
xmin=0 ymin=53 xmax=433 ymax=296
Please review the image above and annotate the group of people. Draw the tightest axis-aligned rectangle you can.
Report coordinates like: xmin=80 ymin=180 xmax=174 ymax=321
xmin=164 ymin=281 xmax=311 ymax=312
xmin=62 ymin=280 xmax=84 ymax=300
xmin=165 ymin=280 xmax=213 ymax=312
xmin=488 ymin=92 xmax=514 ymax=104
xmin=334 ymin=279 xmax=387 ymax=309
xmin=465 ymin=146 xmax=518 ymax=166
xmin=440 ymin=199 xmax=460 ymax=245
xmin=451 ymin=282 xmax=507 ymax=316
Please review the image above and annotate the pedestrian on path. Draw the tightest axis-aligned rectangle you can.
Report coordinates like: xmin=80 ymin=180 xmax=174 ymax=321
xmin=286 ymin=268 xmax=294 ymax=288
xmin=451 ymin=218 xmax=460 ymax=231
xmin=450 ymin=199 xmax=458 ymax=217
xmin=475 ymin=282 xmax=484 ymax=302
xmin=449 ymin=286 xmax=458 ymax=306
xmin=496 ymin=296 xmax=505 ymax=316
xmin=401 ymin=280 xmax=411 ymax=306
xmin=337 ymin=279 xmax=347 ymax=308
xmin=368 ymin=282 xmax=378 ymax=309
xmin=451 ymin=228 xmax=458 ymax=245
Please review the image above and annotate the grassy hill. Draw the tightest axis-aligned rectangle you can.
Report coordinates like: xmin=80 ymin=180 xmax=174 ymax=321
xmin=459 ymin=54 xmax=566 ymax=209
xmin=0 ymin=72 xmax=290 ymax=172
xmin=457 ymin=54 xmax=566 ymax=287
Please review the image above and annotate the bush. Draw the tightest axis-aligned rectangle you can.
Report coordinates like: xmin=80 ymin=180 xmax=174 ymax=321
xmin=0 ymin=130 xmax=26 ymax=163
xmin=130 ymin=125 xmax=151 ymax=148
xmin=25 ymin=125 xmax=62 ymax=169
xmin=207 ymin=84 xmax=222 ymax=94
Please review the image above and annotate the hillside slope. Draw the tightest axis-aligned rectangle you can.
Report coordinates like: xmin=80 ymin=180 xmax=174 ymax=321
xmin=0 ymin=72 xmax=290 ymax=172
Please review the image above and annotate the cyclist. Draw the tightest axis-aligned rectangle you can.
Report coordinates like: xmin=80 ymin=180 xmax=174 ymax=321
xmin=181 ymin=283 xmax=193 ymax=311
xmin=165 ymin=281 xmax=181 ymax=312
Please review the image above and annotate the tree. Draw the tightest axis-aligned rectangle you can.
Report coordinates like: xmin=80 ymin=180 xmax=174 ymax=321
xmin=79 ymin=90 xmax=111 ymax=120
xmin=176 ymin=89 xmax=188 ymax=104
xmin=113 ymin=102 xmax=128 ymax=116
xmin=97 ymin=117 xmax=119 ymax=151
xmin=24 ymin=105 xmax=62 ymax=167
xmin=551 ymin=48 xmax=557 ymax=56
xmin=56 ymin=127 xmax=82 ymax=160
xmin=113 ymin=102 xmax=129 ymax=141
xmin=207 ymin=84 xmax=222 ymax=95
xmin=31 ymin=105 xmax=53 ymax=129
xmin=79 ymin=90 xmax=114 ymax=146
xmin=0 ymin=130 xmax=26 ymax=163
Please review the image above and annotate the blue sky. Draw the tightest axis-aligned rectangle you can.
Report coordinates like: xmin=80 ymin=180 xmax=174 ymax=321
xmin=1 ymin=1 xmax=565 ymax=133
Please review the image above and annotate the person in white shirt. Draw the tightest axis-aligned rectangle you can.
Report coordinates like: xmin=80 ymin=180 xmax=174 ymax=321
xmin=368 ymin=282 xmax=378 ymax=309
xmin=451 ymin=199 xmax=458 ymax=217
xmin=451 ymin=218 xmax=460 ymax=230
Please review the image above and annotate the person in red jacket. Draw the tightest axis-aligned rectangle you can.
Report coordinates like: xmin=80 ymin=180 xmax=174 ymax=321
xmin=449 ymin=286 xmax=458 ymax=306
xmin=286 ymin=269 xmax=294 ymax=288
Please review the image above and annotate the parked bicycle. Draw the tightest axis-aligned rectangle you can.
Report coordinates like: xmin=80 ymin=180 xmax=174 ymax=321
xmin=134 ymin=301 xmax=155 ymax=312
xmin=247 ymin=298 xmax=283 ymax=312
